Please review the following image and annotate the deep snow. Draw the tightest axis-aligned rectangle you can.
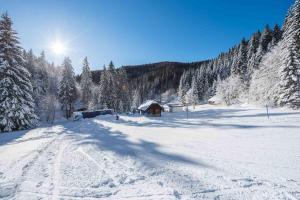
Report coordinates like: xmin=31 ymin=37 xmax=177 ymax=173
xmin=0 ymin=105 xmax=300 ymax=200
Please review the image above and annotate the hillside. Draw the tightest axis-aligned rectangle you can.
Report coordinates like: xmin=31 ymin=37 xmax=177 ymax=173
xmin=90 ymin=61 xmax=209 ymax=102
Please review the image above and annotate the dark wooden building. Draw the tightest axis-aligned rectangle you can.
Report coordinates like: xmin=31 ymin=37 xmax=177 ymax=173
xmin=138 ymin=100 xmax=163 ymax=117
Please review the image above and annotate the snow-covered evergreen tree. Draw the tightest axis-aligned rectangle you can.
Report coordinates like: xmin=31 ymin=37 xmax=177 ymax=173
xmin=186 ymin=78 xmax=199 ymax=106
xmin=249 ymin=44 xmax=282 ymax=105
xmin=0 ymin=13 xmax=38 ymax=132
xmin=178 ymin=70 xmax=192 ymax=103
xmin=272 ymin=24 xmax=282 ymax=45
xmin=58 ymin=57 xmax=77 ymax=118
xmin=257 ymin=25 xmax=273 ymax=55
xmin=80 ymin=57 xmax=93 ymax=107
xmin=116 ymin=67 xmax=131 ymax=112
xmin=247 ymin=31 xmax=261 ymax=76
xmin=32 ymin=51 xmax=49 ymax=116
xmin=131 ymin=89 xmax=141 ymax=110
xmin=96 ymin=62 xmax=131 ymax=112
xmin=277 ymin=0 xmax=300 ymax=108
xmin=216 ymin=75 xmax=245 ymax=105
xmin=97 ymin=65 xmax=111 ymax=109
xmin=233 ymin=38 xmax=248 ymax=81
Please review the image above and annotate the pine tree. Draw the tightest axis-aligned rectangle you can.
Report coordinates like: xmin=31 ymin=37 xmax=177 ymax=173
xmin=247 ymin=31 xmax=261 ymax=75
xmin=178 ymin=70 xmax=192 ymax=103
xmin=58 ymin=57 xmax=77 ymax=118
xmin=258 ymin=25 xmax=273 ymax=54
xmin=0 ymin=13 xmax=38 ymax=132
xmin=108 ymin=61 xmax=115 ymax=70
xmin=32 ymin=51 xmax=49 ymax=116
xmin=188 ymin=77 xmax=199 ymax=106
xmin=278 ymin=0 xmax=300 ymax=108
xmin=132 ymin=89 xmax=141 ymax=110
xmin=272 ymin=24 xmax=282 ymax=45
xmin=80 ymin=57 xmax=93 ymax=107
xmin=97 ymin=66 xmax=110 ymax=109
xmin=23 ymin=49 xmax=35 ymax=76
xmin=233 ymin=38 xmax=248 ymax=81
xmin=116 ymin=68 xmax=131 ymax=112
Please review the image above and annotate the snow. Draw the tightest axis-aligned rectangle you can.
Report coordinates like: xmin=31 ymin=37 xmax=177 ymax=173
xmin=0 ymin=105 xmax=300 ymax=199
xmin=208 ymin=96 xmax=222 ymax=104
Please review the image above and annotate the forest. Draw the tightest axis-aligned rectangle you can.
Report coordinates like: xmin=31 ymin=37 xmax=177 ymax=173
xmin=0 ymin=0 xmax=300 ymax=132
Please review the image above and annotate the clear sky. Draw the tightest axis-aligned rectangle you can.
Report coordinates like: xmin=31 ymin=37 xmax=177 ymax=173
xmin=0 ymin=0 xmax=295 ymax=74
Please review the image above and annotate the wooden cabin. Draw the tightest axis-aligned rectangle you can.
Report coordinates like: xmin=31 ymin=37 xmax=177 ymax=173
xmin=165 ymin=103 xmax=185 ymax=112
xmin=138 ymin=100 xmax=163 ymax=117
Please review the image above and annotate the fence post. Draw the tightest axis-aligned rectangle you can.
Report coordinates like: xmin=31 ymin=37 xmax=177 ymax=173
xmin=266 ymin=104 xmax=269 ymax=119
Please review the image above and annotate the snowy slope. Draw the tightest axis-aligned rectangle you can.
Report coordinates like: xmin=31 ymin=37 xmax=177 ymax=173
xmin=0 ymin=105 xmax=300 ymax=200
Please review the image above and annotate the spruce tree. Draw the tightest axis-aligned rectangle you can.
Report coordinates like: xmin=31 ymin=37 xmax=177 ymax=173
xmin=80 ymin=57 xmax=93 ymax=107
xmin=272 ymin=24 xmax=282 ymax=44
xmin=278 ymin=0 xmax=300 ymax=108
xmin=58 ymin=57 xmax=77 ymax=118
xmin=233 ymin=38 xmax=248 ymax=81
xmin=97 ymin=66 xmax=110 ymax=109
xmin=33 ymin=51 xmax=49 ymax=116
xmin=0 ymin=13 xmax=38 ymax=132
xmin=258 ymin=25 xmax=273 ymax=54
xmin=116 ymin=68 xmax=131 ymax=112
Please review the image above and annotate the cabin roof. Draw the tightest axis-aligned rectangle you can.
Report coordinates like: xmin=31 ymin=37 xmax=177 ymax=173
xmin=166 ymin=103 xmax=184 ymax=107
xmin=138 ymin=100 xmax=162 ymax=111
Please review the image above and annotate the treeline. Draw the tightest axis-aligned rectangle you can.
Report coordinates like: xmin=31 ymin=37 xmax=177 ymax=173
xmin=89 ymin=61 xmax=209 ymax=106
xmin=178 ymin=24 xmax=281 ymax=104
xmin=87 ymin=61 xmax=131 ymax=113
xmin=178 ymin=0 xmax=300 ymax=108
xmin=1 ymin=0 xmax=299 ymax=132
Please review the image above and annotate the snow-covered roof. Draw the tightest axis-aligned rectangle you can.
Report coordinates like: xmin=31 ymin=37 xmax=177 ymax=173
xmin=138 ymin=100 xmax=161 ymax=111
xmin=166 ymin=102 xmax=184 ymax=107
xmin=208 ymin=96 xmax=221 ymax=103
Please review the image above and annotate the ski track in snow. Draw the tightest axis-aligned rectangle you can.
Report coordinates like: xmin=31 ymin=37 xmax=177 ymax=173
xmin=0 ymin=105 xmax=300 ymax=199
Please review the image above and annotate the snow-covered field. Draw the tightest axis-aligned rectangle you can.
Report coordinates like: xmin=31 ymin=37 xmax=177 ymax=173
xmin=0 ymin=105 xmax=300 ymax=200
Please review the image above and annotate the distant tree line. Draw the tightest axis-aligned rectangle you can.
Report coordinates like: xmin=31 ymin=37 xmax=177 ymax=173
xmin=1 ymin=0 xmax=299 ymax=132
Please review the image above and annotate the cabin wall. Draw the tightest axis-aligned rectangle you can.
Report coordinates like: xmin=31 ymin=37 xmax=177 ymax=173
xmin=146 ymin=104 xmax=162 ymax=117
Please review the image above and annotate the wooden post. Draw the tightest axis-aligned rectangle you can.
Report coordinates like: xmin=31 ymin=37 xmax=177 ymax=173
xmin=186 ymin=104 xmax=189 ymax=120
xmin=266 ymin=104 xmax=269 ymax=119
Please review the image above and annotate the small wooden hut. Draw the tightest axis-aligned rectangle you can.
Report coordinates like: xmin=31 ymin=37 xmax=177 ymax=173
xmin=138 ymin=100 xmax=163 ymax=117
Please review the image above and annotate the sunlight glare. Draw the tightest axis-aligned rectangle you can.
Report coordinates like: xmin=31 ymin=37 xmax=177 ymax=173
xmin=51 ymin=40 xmax=67 ymax=55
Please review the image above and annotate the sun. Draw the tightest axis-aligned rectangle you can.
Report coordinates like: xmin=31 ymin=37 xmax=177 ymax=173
xmin=51 ymin=40 xmax=66 ymax=55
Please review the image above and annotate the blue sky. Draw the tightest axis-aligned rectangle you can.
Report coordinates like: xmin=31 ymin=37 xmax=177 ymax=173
xmin=0 ymin=0 xmax=294 ymax=74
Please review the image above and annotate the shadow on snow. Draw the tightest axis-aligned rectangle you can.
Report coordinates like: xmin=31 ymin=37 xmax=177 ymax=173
xmin=66 ymin=119 xmax=212 ymax=169
xmin=116 ymin=109 xmax=300 ymax=129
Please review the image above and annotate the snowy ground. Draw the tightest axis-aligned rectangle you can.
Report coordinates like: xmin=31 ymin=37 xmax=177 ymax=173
xmin=0 ymin=105 xmax=300 ymax=200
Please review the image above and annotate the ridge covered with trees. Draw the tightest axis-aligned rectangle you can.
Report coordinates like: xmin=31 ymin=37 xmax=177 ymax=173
xmin=0 ymin=0 xmax=299 ymax=133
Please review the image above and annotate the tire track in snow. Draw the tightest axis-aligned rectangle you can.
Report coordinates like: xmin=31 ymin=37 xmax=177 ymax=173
xmin=52 ymin=134 xmax=68 ymax=200
xmin=76 ymin=147 xmax=119 ymax=189
xmin=10 ymin=130 xmax=61 ymax=199
xmin=12 ymin=127 xmax=66 ymax=199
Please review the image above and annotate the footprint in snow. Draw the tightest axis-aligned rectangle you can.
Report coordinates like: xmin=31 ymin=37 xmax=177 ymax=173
xmin=157 ymin=181 xmax=164 ymax=187
xmin=173 ymin=190 xmax=181 ymax=199
xmin=101 ymin=178 xmax=114 ymax=186
xmin=36 ymin=181 xmax=43 ymax=187
xmin=232 ymin=178 xmax=263 ymax=188
xmin=232 ymin=178 xmax=254 ymax=183
xmin=109 ymin=182 xmax=116 ymax=188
